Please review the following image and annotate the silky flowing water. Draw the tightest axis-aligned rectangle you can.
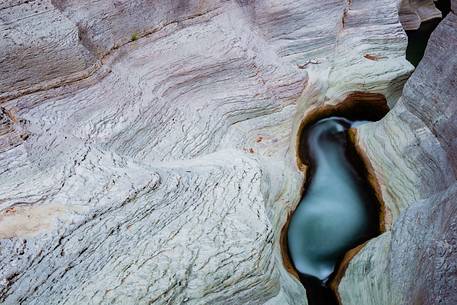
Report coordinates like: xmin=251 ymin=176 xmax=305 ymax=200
xmin=287 ymin=117 xmax=380 ymax=305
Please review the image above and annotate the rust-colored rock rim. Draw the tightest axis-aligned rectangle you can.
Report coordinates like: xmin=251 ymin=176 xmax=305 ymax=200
xmin=281 ymin=92 xmax=390 ymax=304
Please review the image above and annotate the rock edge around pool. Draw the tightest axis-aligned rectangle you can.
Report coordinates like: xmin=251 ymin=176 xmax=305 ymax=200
xmin=0 ymin=0 xmax=455 ymax=305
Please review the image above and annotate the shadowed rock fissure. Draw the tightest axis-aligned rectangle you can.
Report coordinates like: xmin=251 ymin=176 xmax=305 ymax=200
xmin=406 ymin=0 xmax=451 ymax=66
xmin=285 ymin=96 xmax=389 ymax=305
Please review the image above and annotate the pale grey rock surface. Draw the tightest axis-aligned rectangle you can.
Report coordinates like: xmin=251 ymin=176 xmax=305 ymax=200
xmin=340 ymin=5 xmax=457 ymax=305
xmin=0 ymin=0 xmax=455 ymax=305
xmin=0 ymin=0 xmax=98 ymax=98
xmin=399 ymin=0 xmax=443 ymax=30
xmin=0 ymin=1 xmax=332 ymax=304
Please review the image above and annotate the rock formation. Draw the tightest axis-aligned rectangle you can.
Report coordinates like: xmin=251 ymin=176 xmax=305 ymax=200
xmin=399 ymin=0 xmax=443 ymax=30
xmin=340 ymin=7 xmax=457 ymax=305
xmin=0 ymin=0 xmax=455 ymax=305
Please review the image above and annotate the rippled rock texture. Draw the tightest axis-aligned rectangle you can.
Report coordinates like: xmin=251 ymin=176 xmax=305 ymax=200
xmin=341 ymin=4 xmax=457 ymax=305
xmin=398 ymin=0 xmax=443 ymax=30
xmin=0 ymin=0 xmax=455 ymax=305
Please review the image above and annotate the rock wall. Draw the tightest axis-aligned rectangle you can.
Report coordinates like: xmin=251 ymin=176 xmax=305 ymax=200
xmin=340 ymin=5 xmax=457 ymax=305
xmin=0 ymin=0 xmax=97 ymax=98
xmin=0 ymin=0 xmax=454 ymax=305
xmin=399 ymin=0 xmax=443 ymax=30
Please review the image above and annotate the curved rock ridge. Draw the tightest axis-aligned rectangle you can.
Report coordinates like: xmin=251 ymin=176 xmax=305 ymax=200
xmin=339 ymin=5 xmax=457 ymax=305
xmin=0 ymin=0 xmax=97 ymax=98
xmin=0 ymin=0 xmax=446 ymax=305
xmin=399 ymin=0 xmax=443 ymax=30
xmin=0 ymin=2 xmax=308 ymax=304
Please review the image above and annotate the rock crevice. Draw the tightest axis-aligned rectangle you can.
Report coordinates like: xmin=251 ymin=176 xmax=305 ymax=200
xmin=0 ymin=0 xmax=455 ymax=305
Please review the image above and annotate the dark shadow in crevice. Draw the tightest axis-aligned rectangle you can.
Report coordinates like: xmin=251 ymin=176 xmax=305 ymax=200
xmin=300 ymin=275 xmax=340 ymax=305
xmin=406 ymin=0 xmax=451 ymax=66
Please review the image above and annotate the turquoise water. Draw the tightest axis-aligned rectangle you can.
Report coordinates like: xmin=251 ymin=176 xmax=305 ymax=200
xmin=287 ymin=117 xmax=379 ymax=304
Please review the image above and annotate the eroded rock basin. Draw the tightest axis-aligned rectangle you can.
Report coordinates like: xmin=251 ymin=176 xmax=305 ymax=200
xmin=287 ymin=117 xmax=380 ymax=305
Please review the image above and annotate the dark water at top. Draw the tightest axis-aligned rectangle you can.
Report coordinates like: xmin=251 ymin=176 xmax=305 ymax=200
xmin=287 ymin=117 xmax=379 ymax=305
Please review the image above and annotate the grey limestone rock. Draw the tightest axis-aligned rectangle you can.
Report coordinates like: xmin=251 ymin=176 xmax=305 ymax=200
xmin=0 ymin=0 xmax=455 ymax=305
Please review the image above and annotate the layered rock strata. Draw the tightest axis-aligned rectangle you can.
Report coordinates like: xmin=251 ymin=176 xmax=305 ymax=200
xmin=0 ymin=0 xmax=454 ymax=305
xmin=340 ymin=5 xmax=457 ymax=305
xmin=399 ymin=0 xmax=443 ymax=30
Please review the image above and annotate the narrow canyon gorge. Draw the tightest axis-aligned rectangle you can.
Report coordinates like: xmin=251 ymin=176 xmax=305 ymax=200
xmin=0 ymin=1 xmax=456 ymax=305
